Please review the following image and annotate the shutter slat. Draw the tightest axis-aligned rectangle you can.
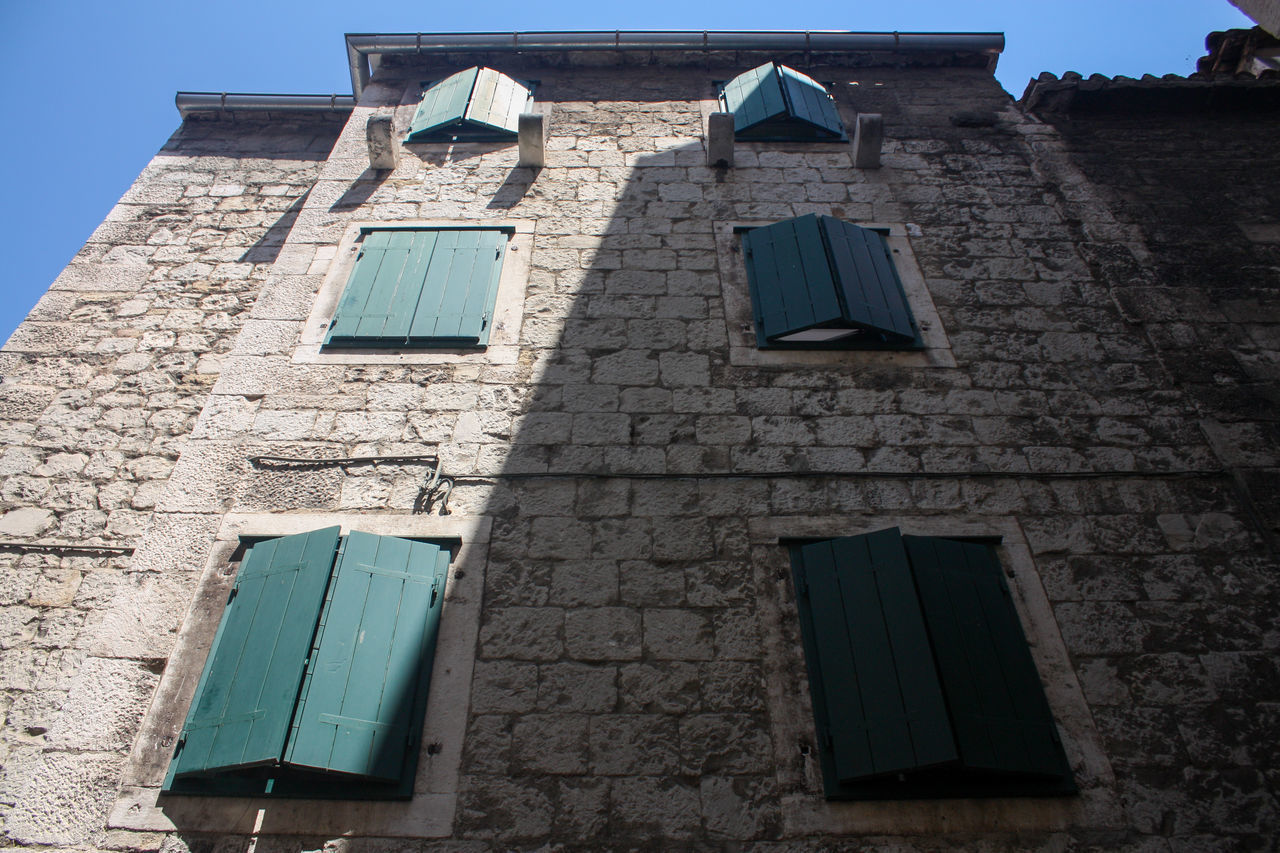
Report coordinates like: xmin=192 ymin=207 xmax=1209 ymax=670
xmin=406 ymin=67 xmax=478 ymax=140
xmin=905 ymin=535 xmax=1070 ymax=779
xmin=286 ymin=531 xmax=447 ymax=781
xmin=171 ymin=528 xmax=340 ymax=777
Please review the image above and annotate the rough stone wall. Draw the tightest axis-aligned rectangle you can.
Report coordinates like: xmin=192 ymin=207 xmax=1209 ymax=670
xmin=2 ymin=52 xmax=1278 ymax=852
xmin=0 ymin=116 xmax=340 ymax=846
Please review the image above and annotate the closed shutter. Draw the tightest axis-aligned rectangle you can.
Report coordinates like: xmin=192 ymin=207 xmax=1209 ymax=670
xmin=325 ymin=229 xmax=507 ymax=348
xmin=286 ymin=532 xmax=449 ymax=781
xmin=406 ymin=67 xmax=479 ymax=140
xmin=170 ymin=527 xmax=341 ymax=778
xmin=793 ymin=529 xmax=957 ymax=784
xmin=904 ymin=535 xmax=1071 ymax=779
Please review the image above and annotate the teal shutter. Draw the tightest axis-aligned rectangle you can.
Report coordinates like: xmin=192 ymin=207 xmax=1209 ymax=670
xmin=721 ymin=62 xmax=845 ymax=139
xmin=821 ymin=217 xmax=917 ymax=344
xmin=406 ymin=67 xmax=479 ymax=140
xmin=777 ymin=64 xmax=845 ymax=138
xmin=464 ymin=67 xmax=532 ymax=134
xmin=904 ymin=535 xmax=1072 ymax=780
xmin=794 ymin=530 xmax=957 ymax=784
xmin=721 ymin=62 xmax=787 ymax=134
xmin=406 ymin=229 xmax=506 ymax=344
xmin=285 ymin=532 xmax=449 ymax=781
xmin=742 ymin=214 xmax=842 ymax=344
xmin=742 ymin=215 xmax=920 ymax=349
xmin=325 ymin=229 xmax=507 ymax=348
xmin=170 ymin=527 xmax=341 ymax=778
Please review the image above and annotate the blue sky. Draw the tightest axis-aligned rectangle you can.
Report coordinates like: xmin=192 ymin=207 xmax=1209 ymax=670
xmin=0 ymin=1 xmax=1254 ymax=345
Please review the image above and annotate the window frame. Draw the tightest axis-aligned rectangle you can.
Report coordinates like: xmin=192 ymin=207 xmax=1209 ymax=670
xmin=789 ymin=528 xmax=1076 ymax=800
xmin=740 ymin=215 xmax=923 ymax=352
xmin=748 ymin=514 xmax=1119 ymax=835
xmin=161 ymin=527 xmax=452 ymax=800
xmin=713 ymin=219 xmax=954 ymax=368
xmin=295 ymin=219 xmax=534 ymax=366
xmin=110 ymin=512 xmax=491 ymax=837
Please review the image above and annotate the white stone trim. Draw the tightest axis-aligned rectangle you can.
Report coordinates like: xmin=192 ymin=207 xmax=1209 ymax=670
xmin=713 ymin=220 xmax=956 ymax=368
xmin=294 ymin=219 xmax=535 ymax=366
xmin=749 ymin=515 xmax=1121 ymax=836
xmin=110 ymin=511 xmax=490 ymax=837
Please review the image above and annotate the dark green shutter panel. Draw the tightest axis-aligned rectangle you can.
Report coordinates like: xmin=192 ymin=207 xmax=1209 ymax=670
xmin=821 ymin=217 xmax=916 ymax=344
xmin=325 ymin=229 xmax=506 ymax=348
xmin=170 ymin=527 xmax=341 ymax=778
xmin=777 ymin=64 xmax=845 ymax=138
xmin=795 ymin=529 xmax=956 ymax=783
xmin=721 ymin=62 xmax=787 ymax=134
xmin=742 ymin=214 xmax=842 ymax=344
xmin=721 ymin=62 xmax=845 ymax=139
xmin=743 ymin=215 xmax=919 ymax=348
xmin=904 ymin=535 xmax=1070 ymax=779
xmin=406 ymin=67 xmax=479 ymax=140
xmin=285 ymin=531 xmax=449 ymax=781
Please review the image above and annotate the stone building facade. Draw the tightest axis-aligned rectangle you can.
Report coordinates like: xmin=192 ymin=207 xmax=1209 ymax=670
xmin=1 ymin=29 xmax=1277 ymax=852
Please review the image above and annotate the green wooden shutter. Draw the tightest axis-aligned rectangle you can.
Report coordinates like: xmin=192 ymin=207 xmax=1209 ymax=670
xmin=794 ymin=529 xmax=957 ymax=784
xmin=464 ymin=68 xmax=532 ymax=135
xmin=406 ymin=67 xmax=479 ymax=140
xmin=285 ymin=532 xmax=449 ymax=781
xmin=406 ymin=229 xmax=505 ymax=344
xmin=904 ymin=535 xmax=1072 ymax=780
xmin=820 ymin=217 xmax=917 ymax=344
xmin=325 ymin=229 xmax=506 ymax=348
xmin=742 ymin=214 xmax=843 ymax=345
xmin=721 ymin=62 xmax=787 ymax=134
xmin=170 ymin=527 xmax=341 ymax=778
xmin=777 ymin=64 xmax=845 ymax=138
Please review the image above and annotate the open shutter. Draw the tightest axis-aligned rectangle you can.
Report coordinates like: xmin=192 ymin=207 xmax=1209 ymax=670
xmin=742 ymin=214 xmax=843 ymax=344
xmin=777 ymin=64 xmax=845 ymax=138
xmin=821 ymin=217 xmax=917 ymax=344
xmin=406 ymin=67 xmax=479 ymax=140
xmin=794 ymin=529 xmax=957 ymax=784
xmin=170 ymin=527 xmax=340 ymax=778
xmin=285 ymin=531 xmax=449 ymax=781
xmin=721 ymin=62 xmax=787 ymax=134
xmin=464 ymin=68 xmax=532 ymax=135
xmin=904 ymin=535 xmax=1072 ymax=780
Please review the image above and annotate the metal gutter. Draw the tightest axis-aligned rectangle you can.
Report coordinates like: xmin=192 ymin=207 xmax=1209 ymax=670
xmin=176 ymin=91 xmax=356 ymax=118
xmin=344 ymin=30 xmax=1006 ymax=100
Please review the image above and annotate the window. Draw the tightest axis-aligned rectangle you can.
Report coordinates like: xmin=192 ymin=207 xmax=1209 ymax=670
xmin=742 ymin=214 xmax=922 ymax=350
xmin=790 ymin=528 xmax=1076 ymax=800
xmin=719 ymin=61 xmax=846 ymax=140
xmin=324 ymin=228 xmax=509 ymax=349
xmin=405 ymin=66 xmax=533 ymax=141
xmin=163 ymin=527 xmax=450 ymax=799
